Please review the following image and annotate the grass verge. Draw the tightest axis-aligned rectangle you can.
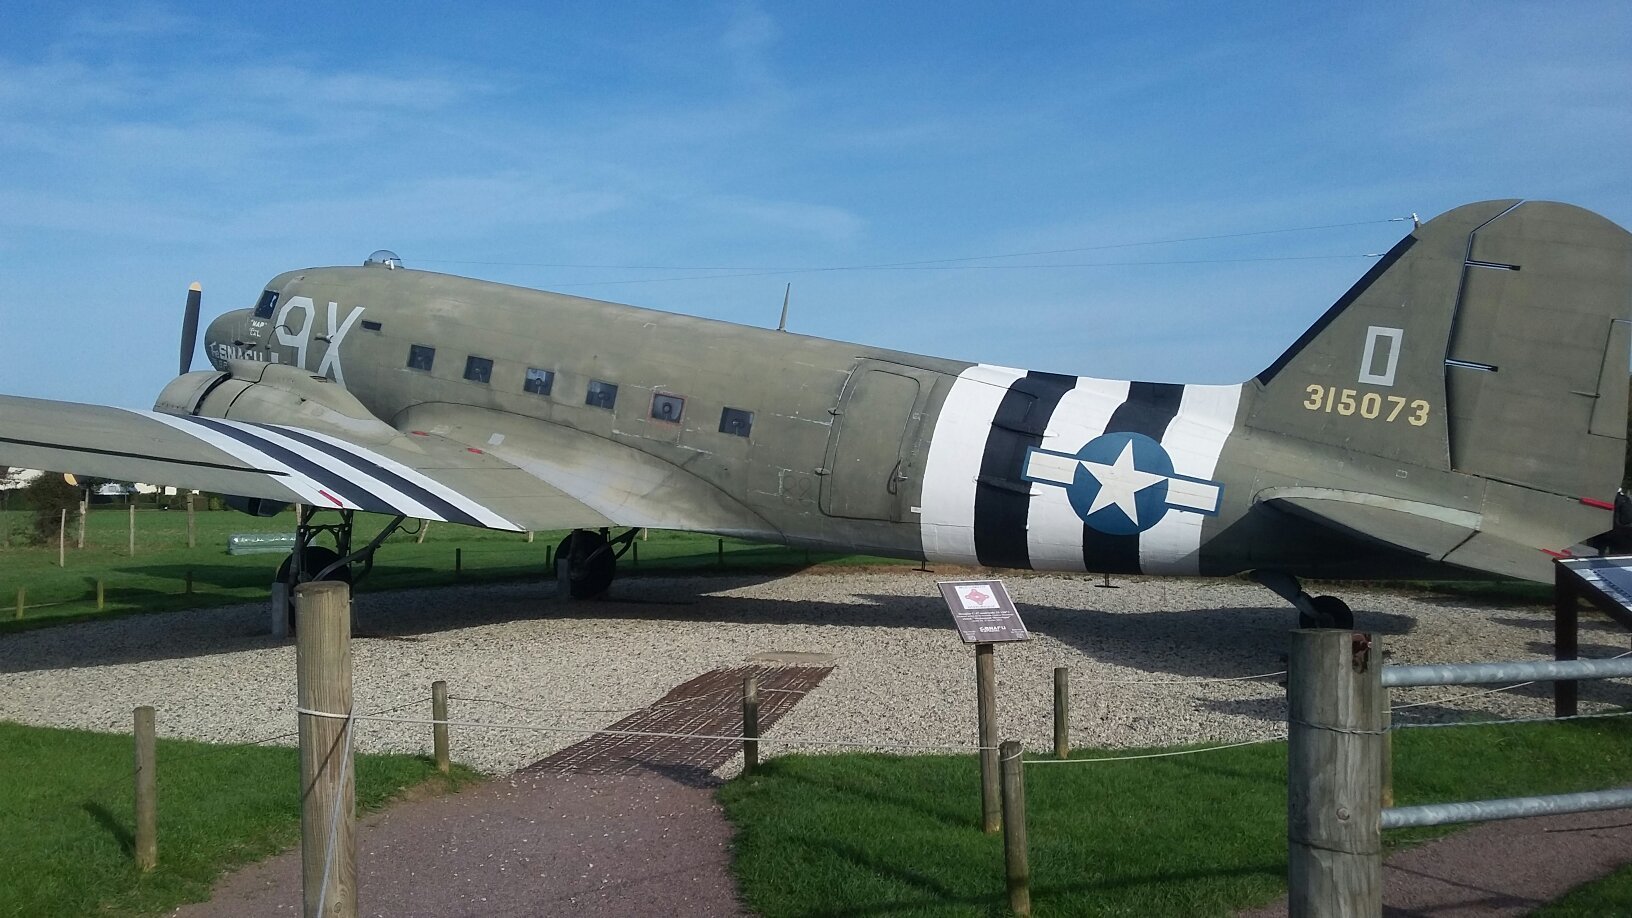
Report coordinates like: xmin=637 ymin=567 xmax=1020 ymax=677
xmin=719 ymin=718 xmax=1632 ymax=917
xmin=0 ymin=721 xmax=478 ymax=917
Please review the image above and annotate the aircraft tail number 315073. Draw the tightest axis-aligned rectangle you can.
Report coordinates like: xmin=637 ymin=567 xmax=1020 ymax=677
xmin=3 ymin=199 xmax=1629 ymax=630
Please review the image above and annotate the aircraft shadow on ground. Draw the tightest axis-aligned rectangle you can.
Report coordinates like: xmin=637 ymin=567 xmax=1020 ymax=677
xmin=2 ymin=570 xmax=1426 ymax=683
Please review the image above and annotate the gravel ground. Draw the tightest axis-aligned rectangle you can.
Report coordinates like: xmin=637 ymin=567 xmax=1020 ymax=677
xmin=3 ymin=569 xmax=1630 ymax=775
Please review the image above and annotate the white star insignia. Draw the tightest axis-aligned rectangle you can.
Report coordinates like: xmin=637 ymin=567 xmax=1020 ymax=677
xmin=1078 ymin=441 xmax=1168 ymax=525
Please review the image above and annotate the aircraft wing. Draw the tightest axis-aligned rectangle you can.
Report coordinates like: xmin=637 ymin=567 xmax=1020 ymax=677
xmin=0 ymin=394 xmax=613 ymax=532
xmin=1258 ymin=486 xmax=1592 ymax=582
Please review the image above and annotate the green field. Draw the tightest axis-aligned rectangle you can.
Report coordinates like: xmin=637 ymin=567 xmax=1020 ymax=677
xmin=0 ymin=721 xmax=475 ymax=917
xmin=0 ymin=506 xmax=893 ymax=631
xmin=719 ymin=719 xmax=1632 ymax=917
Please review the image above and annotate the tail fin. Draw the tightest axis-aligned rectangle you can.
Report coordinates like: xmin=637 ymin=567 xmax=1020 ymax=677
xmin=1250 ymin=199 xmax=1632 ymax=501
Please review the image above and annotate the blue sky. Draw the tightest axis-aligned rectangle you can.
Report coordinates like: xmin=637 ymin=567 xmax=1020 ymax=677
xmin=2 ymin=2 xmax=1630 ymax=406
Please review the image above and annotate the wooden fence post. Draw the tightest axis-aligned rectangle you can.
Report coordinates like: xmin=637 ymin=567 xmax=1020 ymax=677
xmin=1053 ymin=667 xmax=1070 ymax=759
xmin=1287 ymin=629 xmax=1383 ymax=917
xmin=59 ymin=508 xmax=66 ymax=567
xmin=416 ymin=520 xmax=430 ymax=544
xmin=742 ymin=674 xmax=760 ymax=775
xmin=77 ymin=498 xmax=86 ymax=550
xmin=1000 ymin=740 xmax=1030 ymax=916
xmin=128 ymin=502 xmax=135 ymax=556
xmin=296 ymin=581 xmax=356 ymax=918
xmin=14 ymin=588 xmax=22 ymax=620
xmin=186 ymin=494 xmax=196 ymax=549
xmin=976 ymin=643 xmax=1000 ymax=833
xmin=96 ymin=579 xmax=105 ymax=610
xmin=432 ymin=680 xmax=450 ymax=774
xmin=134 ymin=705 xmax=157 ymax=871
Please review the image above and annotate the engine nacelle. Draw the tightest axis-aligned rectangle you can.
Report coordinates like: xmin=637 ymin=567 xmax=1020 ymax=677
xmin=152 ymin=360 xmax=399 ymax=446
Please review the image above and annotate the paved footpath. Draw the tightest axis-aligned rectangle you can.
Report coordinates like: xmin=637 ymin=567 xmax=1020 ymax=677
xmin=1241 ymin=809 xmax=1632 ymax=917
xmin=170 ymin=770 xmax=745 ymax=918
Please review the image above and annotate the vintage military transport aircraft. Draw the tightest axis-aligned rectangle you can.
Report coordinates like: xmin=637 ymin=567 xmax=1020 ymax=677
xmin=2 ymin=199 xmax=1629 ymax=629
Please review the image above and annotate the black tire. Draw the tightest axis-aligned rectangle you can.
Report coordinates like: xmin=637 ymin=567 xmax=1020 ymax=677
xmin=275 ymin=545 xmax=352 ymax=585
xmin=1298 ymin=595 xmax=1354 ymax=629
xmin=555 ymin=531 xmax=615 ymax=599
xmin=275 ymin=546 xmax=352 ymax=633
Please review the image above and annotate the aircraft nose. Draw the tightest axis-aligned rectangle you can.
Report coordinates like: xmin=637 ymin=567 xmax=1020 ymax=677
xmin=203 ymin=309 xmax=256 ymax=370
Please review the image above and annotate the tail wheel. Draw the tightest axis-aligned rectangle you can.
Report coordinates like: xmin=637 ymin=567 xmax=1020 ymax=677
xmin=1297 ymin=595 xmax=1354 ymax=630
xmin=555 ymin=531 xmax=615 ymax=599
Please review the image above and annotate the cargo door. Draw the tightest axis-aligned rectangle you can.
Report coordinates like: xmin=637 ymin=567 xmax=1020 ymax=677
xmin=821 ymin=362 xmax=925 ymax=520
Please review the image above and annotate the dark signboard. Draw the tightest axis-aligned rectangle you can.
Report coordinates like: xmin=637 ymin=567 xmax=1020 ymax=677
xmin=1558 ymin=556 xmax=1632 ymax=618
xmin=937 ymin=579 xmax=1030 ymax=643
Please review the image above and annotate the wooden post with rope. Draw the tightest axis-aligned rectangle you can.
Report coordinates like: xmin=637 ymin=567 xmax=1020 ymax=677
xmin=976 ymin=643 xmax=999 ymax=833
xmin=432 ymin=680 xmax=450 ymax=774
xmin=1053 ymin=667 xmax=1070 ymax=759
xmin=1287 ymin=629 xmax=1383 ymax=916
xmin=742 ymin=674 xmax=760 ymax=775
xmin=296 ymin=581 xmax=356 ymax=918
xmin=134 ymin=705 xmax=157 ymax=871
xmin=1000 ymin=739 xmax=1030 ymax=916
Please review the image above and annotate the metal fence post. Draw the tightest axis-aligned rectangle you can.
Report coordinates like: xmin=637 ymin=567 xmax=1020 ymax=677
xmin=1555 ymin=563 xmax=1579 ymax=717
xmin=1287 ymin=629 xmax=1383 ymax=917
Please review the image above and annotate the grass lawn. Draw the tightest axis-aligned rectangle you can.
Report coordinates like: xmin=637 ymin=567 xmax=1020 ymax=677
xmin=0 ymin=721 xmax=477 ymax=917
xmin=0 ymin=506 xmax=897 ymax=631
xmin=1540 ymin=864 xmax=1632 ymax=916
xmin=719 ymin=718 xmax=1632 ymax=917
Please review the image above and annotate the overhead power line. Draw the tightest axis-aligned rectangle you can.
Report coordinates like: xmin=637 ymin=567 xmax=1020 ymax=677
xmin=412 ymin=215 xmax=1411 ymax=288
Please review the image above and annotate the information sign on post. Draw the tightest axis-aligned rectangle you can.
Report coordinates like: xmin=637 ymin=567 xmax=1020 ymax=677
xmin=938 ymin=579 xmax=1030 ymax=643
xmin=938 ymin=579 xmax=1029 ymax=834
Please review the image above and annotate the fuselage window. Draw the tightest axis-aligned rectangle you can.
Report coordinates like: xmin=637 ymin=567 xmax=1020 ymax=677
xmin=586 ymin=380 xmax=618 ymax=410
xmin=253 ymin=289 xmax=280 ymax=319
xmin=720 ymin=407 xmax=754 ymax=437
xmin=407 ymin=344 xmax=436 ymax=371
xmin=651 ymin=393 xmax=684 ymax=423
xmin=524 ymin=368 xmax=554 ymax=395
xmin=464 ymin=356 xmax=494 ymax=384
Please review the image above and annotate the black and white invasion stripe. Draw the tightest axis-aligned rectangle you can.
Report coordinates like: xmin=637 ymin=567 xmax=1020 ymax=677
xmin=920 ymin=365 xmax=1241 ymax=575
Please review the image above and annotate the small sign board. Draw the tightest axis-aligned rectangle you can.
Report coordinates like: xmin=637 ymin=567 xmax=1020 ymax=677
xmin=1558 ymin=556 xmax=1632 ymax=623
xmin=937 ymin=579 xmax=1030 ymax=643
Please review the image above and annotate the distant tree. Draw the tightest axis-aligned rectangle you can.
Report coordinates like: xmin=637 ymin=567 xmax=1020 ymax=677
xmin=20 ymin=475 xmax=80 ymax=545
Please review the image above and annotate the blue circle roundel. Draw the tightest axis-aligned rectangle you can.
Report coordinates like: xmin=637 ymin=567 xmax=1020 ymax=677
xmin=1067 ymin=432 xmax=1174 ymax=535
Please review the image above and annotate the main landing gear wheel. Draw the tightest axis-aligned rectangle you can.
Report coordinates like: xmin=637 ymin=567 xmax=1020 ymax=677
xmin=1297 ymin=595 xmax=1354 ymax=630
xmin=557 ymin=530 xmax=615 ymax=599
xmin=276 ymin=546 xmax=353 ymax=633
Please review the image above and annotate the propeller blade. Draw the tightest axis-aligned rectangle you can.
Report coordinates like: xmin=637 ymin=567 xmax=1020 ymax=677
xmin=179 ymin=281 xmax=202 ymax=374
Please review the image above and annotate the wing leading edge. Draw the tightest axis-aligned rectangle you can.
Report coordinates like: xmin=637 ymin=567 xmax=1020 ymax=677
xmin=0 ymin=394 xmax=618 ymax=533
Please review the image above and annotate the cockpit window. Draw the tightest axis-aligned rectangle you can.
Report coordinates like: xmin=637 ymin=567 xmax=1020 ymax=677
xmin=252 ymin=289 xmax=280 ymax=319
